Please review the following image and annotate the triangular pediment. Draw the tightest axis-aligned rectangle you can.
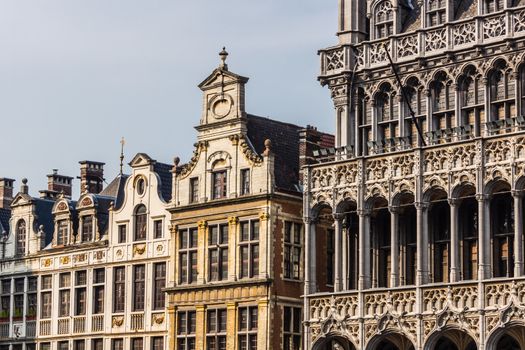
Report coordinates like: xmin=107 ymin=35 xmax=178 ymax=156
xmin=129 ymin=153 xmax=156 ymax=168
xmin=10 ymin=193 xmax=33 ymax=208
xmin=198 ymin=68 xmax=249 ymax=91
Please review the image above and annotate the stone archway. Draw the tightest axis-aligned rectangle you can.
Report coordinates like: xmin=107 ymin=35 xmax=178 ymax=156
xmin=425 ymin=328 xmax=478 ymax=350
xmin=486 ymin=324 xmax=525 ymax=350
xmin=367 ymin=332 xmax=415 ymax=350
xmin=312 ymin=335 xmax=357 ymax=350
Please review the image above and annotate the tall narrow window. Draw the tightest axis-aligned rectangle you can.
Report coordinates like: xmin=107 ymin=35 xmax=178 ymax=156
xmin=152 ymin=337 xmax=164 ymax=350
xmin=209 ymin=224 xmax=229 ymax=281
xmin=326 ymin=229 xmax=335 ymax=286
xmin=15 ymin=220 xmax=26 ymax=256
xmin=430 ymin=73 xmax=455 ymax=141
xmin=112 ymin=339 xmax=123 ymax=350
xmin=81 ymin=216 xmax=93 ymax=242
xmin=131 ymin=339 xmax=143 ymax=350
xmin=92 ymin=339 xmax=103 ymax=350
xmin=153 ymin=263 xmax=166 ymax=310
xmin=430 ymin=200 xmax=450 ymax=283
xmin=40 ymin=276 xmax=52 ymax=319
xmin=154 ymin=220 xmax=163 ymax=239
xmin=113 ymin=267 xmax=125 ymax=313
xmin=133 ymin=265 xmax=146 ymax=311
xmin=75 ymin=271 xmax=87 ymax=316
xmin=238 ymin=307 xmax=258 ymax=350
xmin=374 ymin=1 xmax=394 ymax=39
xmin=284 ymin=222 xmax=302 ymax=280
xmin=489 ymin=61 xmax=516 ymax=129
xmin=177 ymin=311 xmax=196 ymax=350
xmin=240 ymin=169 xmax=250 ymax=195
xmin=189 ymin=178 xmax=199 ymax=203
xmin=485 ymin=0 xmax=504 ymax=13
xmin=57 ymin=220 xmax=68 ymax=246
xmin=59 ymin=273 xmax=71 ymax=317
xmin=375 ymin=84 xmax=398 ymax=150
xmin=460 ymin=198 xmax=478 ymax=280
xmin=492 ymin=191 xmax=515 ymax=278
xmin=134 ymin=205 xmax=147 ymax=241
xmin=283 ymin=307 xmax=301 ymax=350
xmin=206 ymin=309 xmax=227 ymax=350
xmin=13 ymin=278 xmax=24 ymax=320
xmin=74 ymin=340 xmax=85 ymax=350
xmin=239 ymin=220 xmax=259 ymax=279
xmin=118 ymin=224 xmax=127 ymax=243
xmin=93 ymin=269 xmax=105 ymax=314
xmin=179 ymin=228 xmax=198 ymax=284
xmin=405 ymin=78 xmax=426 ymax=147
xmin=375 ymin=208 xmax=391 ymax=288
xmin=27 ymin=277 xmax=37 ymax=319
xmin=212 ymin=171 xmax=227 ymax=200
xmin=427 ymin=0 xmax=446 ymax=26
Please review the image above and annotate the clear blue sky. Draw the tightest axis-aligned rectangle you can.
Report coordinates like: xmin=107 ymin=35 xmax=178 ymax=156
xmin=0 ymin=1 xmax=337 ymax=196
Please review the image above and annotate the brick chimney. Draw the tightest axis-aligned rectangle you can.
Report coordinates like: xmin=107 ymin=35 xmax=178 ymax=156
xmin=0 ymin=178 xmax=14 ymax=209
xmin=46 ymin=170 xmax=73 ymax=198
xmin=79 ymin=161 xmax=105 ymax=194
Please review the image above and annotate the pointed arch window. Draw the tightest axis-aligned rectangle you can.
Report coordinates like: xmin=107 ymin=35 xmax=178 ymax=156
xmin=489 ymin=62 xmax=516 ymax=125
xmin=16 ymin=220 xmax=26 ymax=256
xmin=375 ymin=1 xmax=394 ymax=39
xmin=134 ymin=205 xmax=147 ymax=241
xmin=430 ymin=200 xmax=450 ymax=283
xmin=375 ymin=84 xmax=398 ymax=151
xmin=459 ymin=69 xmax=484 ymax=135
xmin=430 ymin=73 xmax=455 ymax=141
xmin=492 ymin=190 xmax=515 ymax=278
xmin=459 ymin=197 xmax=478 ymax=280
xmin=427 ymin=0 xmax=447 ymax=26
xmin=404 ymin=78 xmax=426 ymax=147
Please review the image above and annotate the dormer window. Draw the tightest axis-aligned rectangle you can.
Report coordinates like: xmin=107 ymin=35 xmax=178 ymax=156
xmin=81 ymin=216 xmax=93 ymax=242
xmin=15 ymin=220 xmax=26 ymax=256
xmin=212 ymin=171 xmax=227 ymax=200
xmin=375 ymin=1 xmax=394 ymax=39
xmin=134 ymin=205 xmax=147 ymax=241
xmin=57 ymin=220 xmax=68 ymax=246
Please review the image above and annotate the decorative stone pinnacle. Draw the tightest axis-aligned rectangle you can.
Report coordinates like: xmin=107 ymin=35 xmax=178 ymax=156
xmin=219 ymin=47 xmax=228 ymax=70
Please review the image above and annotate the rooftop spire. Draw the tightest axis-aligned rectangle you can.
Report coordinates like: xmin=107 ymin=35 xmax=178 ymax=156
xmin=219 ymin=47 xmax=228 ymax=71
xmin=119 ymin=137 xmax=125 ymax=175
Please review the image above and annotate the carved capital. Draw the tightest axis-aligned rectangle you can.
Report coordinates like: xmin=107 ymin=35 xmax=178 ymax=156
xmin=357 ymin=209 xmax=372 ymax=217
xmin=415 ymin=202 xmax=429 ymax=211
xmin=198 ymin=220 xmax=208 ymax=229
xmin=228 ymin=216 xmax=239 ymax=225
xmin=512 ymin=190 xmax=524 ymax=199
xmin=259 ymin=212 xmax=270 ymax=221
xmin=388 ymin=206 xmax=400 ymax=214
xmin=448 ymin=198 xmax=460 ymax=207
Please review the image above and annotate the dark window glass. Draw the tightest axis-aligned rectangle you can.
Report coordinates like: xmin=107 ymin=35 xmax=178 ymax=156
xmin=118 ymin=224 xmax=127 ymax=243
xmin=133 ymin=265 xmax=145 ymax=311
xmin=114 ymin=267 xmax=126 ymax=313
xmin=154 ymin=220 xmax=163 ymax=239
xmin=190 ymin=178 xmax=199 ymax=203
xmin=153 ymin=263 xmax=166 ymax=310
xmin=135 ymin=205 xmax=147 ymax=241
xmin=16 ymin=220 xmax=26 ymax=256
xmin=82 ymin=216 xmax=93 ymax=242
xmin=57 ymin=220 xmax=68 ymax=246
xmin=240 ymin=169 xmax=250 ymax=195
xmin=212 ymin=171 xmax=227 ymax=200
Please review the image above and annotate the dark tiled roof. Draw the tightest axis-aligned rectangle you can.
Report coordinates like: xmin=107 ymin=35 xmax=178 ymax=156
xmin=246 ymin=114 xmax=302 ymax=193
xmin=34 ymin=198 xmax=56 ymax=246
xmin=153 ymin=162 xmax=173 ymax=203
xmin=0 ymin=208 xmax=10 ymax=236
xmin=100 ymin=174 xmax=129 ymax=210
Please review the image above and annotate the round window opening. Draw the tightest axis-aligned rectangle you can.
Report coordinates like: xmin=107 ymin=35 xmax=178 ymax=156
xmin=137 ymin=178 xmax=146 ymax=195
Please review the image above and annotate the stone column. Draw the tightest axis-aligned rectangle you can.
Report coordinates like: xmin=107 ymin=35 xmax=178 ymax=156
xmin=449 ymin=198 xmax=461 ymax=282
xmin=259 ymin=212 xmax=270 ymax=279
xmin=477 ymin=194 xmax=491 ymax=279
xmin=257 ymin=300 xmax=269 ymax=350
xmin=226 ymin=303 xmax=237 ymax=350
xmin=342 ymin=220 xmax=349 ymax=290
xmin=303 ymin=217 xmax=317 ymax=295
xmin=389 ymin=206 xmax=400 ymax=287
xmin=228 ymin=217 xmax=239 ymax=281
xmin=195 ymin=305 xmax=206 ymax=350
xmin=197 ymin=221 xmax=208 ymax=284
xmin=167 ymin=303 xmax=177 ymax=350
xmin=333 ymin=214 xmax=343 ymax=292
xmin=358 ymin=210 xmax=371 ymax=290
xmin=416 ymin=202 xmax=429 ymax=285
xmin=513 ymin=190 xmax=524 ymax=277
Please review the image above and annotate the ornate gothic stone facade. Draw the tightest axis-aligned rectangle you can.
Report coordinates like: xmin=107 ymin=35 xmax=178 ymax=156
xmin=305 ymin=1 xmax=525 ymax=350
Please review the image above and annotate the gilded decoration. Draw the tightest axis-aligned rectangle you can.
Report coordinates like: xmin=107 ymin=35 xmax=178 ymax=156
xmin=73 ymin=253 xmax=87 ymax=263
xmin=112 ymin=316 xmax=124 ymax=328
xmin=152 ymin=313 xmax=165 ymax=325
xmin=59 ymin=256 xmax=70 ymax=265
xmin=41 ymin=259 xmax=52 ymax=268
xmin=133 ymin=244 xmax=146 ymax=257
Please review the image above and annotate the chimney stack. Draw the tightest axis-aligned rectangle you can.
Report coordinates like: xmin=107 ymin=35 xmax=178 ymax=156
xmin=46 ymin=170 xmax=73 ymax=198
xmin=0 ymin=178 xmax=15 ymax=209
xmin=79 ymin=161 xmax=105 ymax=194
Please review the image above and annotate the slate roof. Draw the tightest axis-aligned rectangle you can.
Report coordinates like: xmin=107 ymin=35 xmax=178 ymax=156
xmin=33 ymin=198 xmax=56 ymax=246
xmin=0 ymin=208 xmax=10 ymax=236
xmin=246 ymin=114 xmax=302 ymax=193
xmin=153 ymin=162 xmax=173 ymax=202
xmin=100 ymin=174 xmax=129 ymax=210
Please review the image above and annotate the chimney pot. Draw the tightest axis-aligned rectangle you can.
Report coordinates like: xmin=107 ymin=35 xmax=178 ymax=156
xmin=79 ymin=161 xmax=105 ymax=194
xmin=47 ymin=170 xmax=73 ymax=198
xmin=0 ymin=178 xmax=15 ymax=209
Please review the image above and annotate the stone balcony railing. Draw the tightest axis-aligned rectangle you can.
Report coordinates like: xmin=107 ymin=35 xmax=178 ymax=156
xmin=91 ymin=314 xmax=104 ymax=332
xmin=320 ymin=6 xmax=525 ymax=76
xmin=307 ymin=278 xmax=525 ymax=347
